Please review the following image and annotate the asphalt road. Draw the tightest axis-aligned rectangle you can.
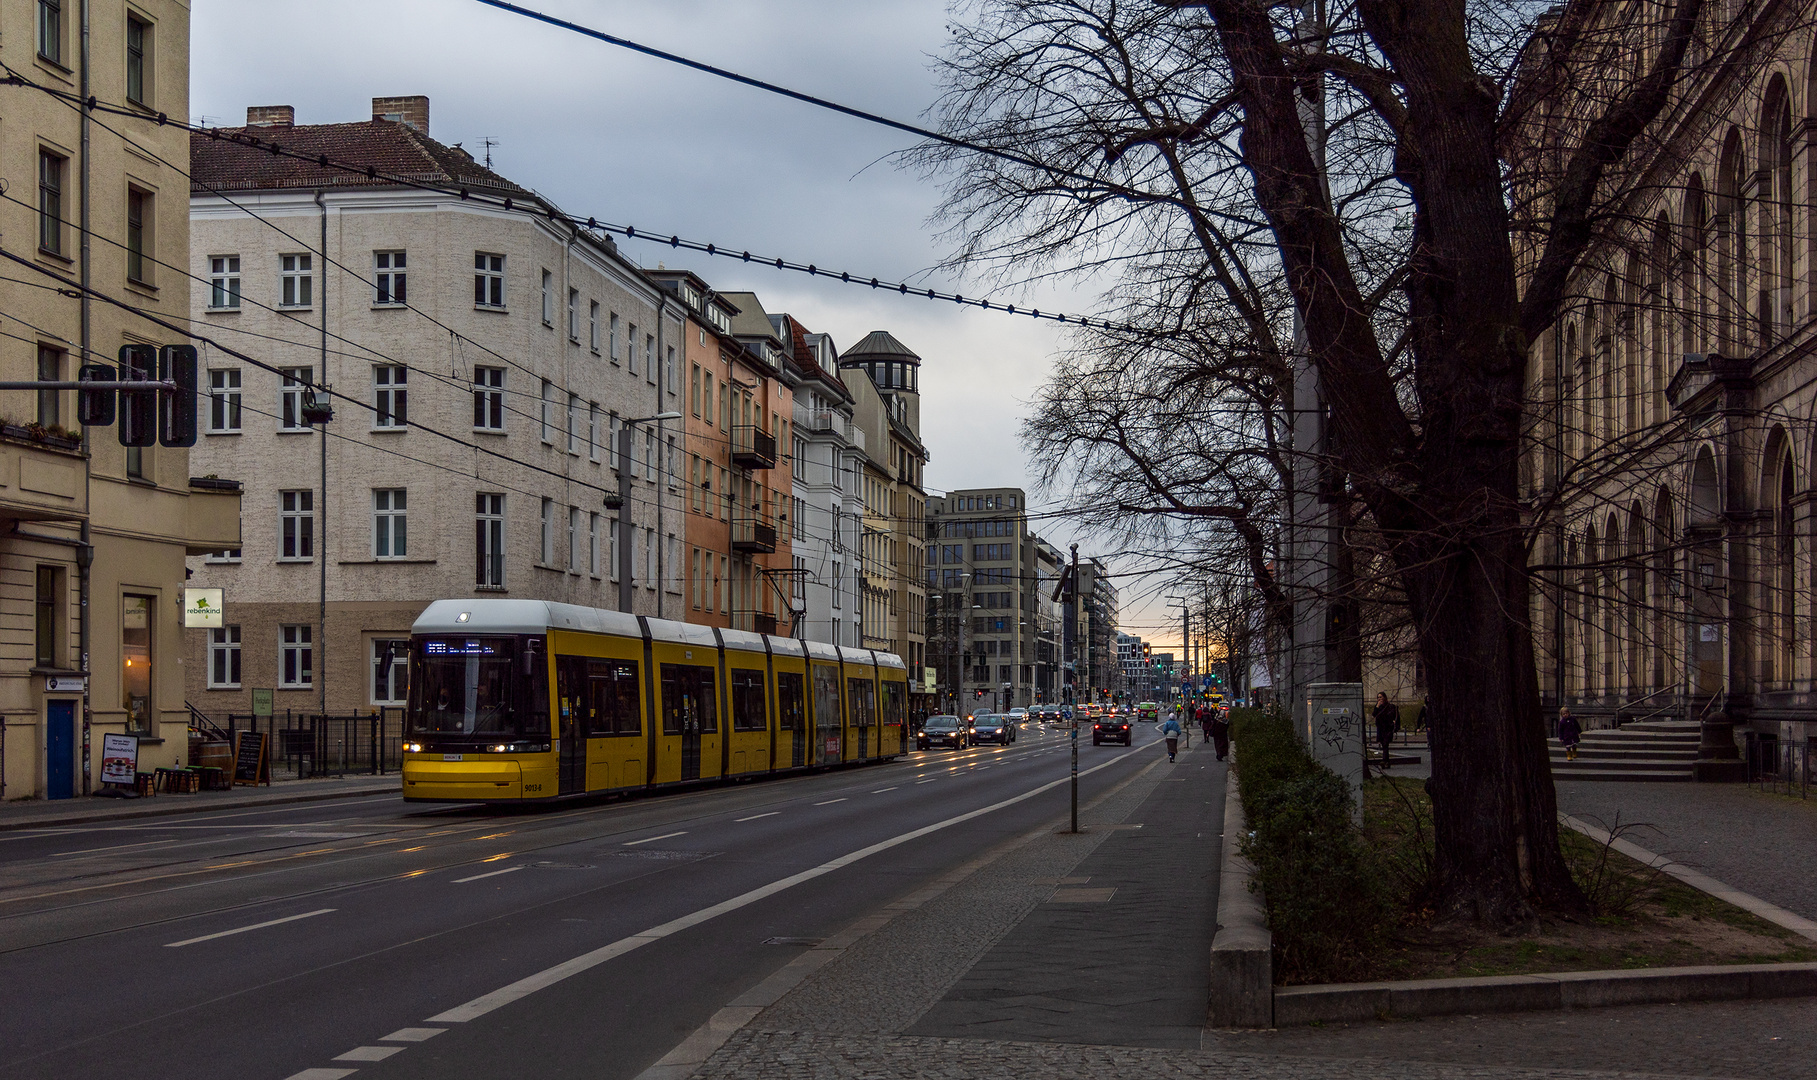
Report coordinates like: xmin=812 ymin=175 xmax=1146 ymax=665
xmin=0 ymin=721 xmax=1162 ymax=1080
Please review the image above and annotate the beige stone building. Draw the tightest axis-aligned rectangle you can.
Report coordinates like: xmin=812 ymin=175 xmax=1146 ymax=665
xmin=840 ymin=333 xmax=928 ymax=675
xmin=183 ymin=97 xmax=682 ymax=720
xmin=1 ymin=1 xmax=241 ymax=799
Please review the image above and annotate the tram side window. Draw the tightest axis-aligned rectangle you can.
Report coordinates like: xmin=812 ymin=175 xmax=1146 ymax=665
xmin=777 ymin=671 xmax=806 ymax=733
xmin=881 ymin=680 xmax=905 ymax=726
xmin=847 ymin=678 xmax=875 ymax=728
xmin=811 ymin=664 xmax=841 ymax=731
xmin=588 ymin=658 xmax=641 ymax=736
xmin=660 ymin=663 xmax=718 ymax=736
xmin=731 ymin=669 xmax=767 ymax=732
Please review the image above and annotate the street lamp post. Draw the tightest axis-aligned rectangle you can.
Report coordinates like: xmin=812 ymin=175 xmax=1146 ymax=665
xmin=616 ymin=412 xmax=682 ymax=612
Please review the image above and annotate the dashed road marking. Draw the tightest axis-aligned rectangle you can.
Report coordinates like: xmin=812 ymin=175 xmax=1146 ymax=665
xmin=623 ymin=831 xmax=688 ymax=846
xmin=334 ymin=1046 xmax=404 ymax=1062
xmin=165 ymin=908 xmax=334 ymax=948
xmin=870 ymin=787 xmax=897 ymax=794
xmin=380 ymin=1027 xmax=445 ymax=1042
xmin=283 ymin=1070 xmax=356 ymax=1080
xmin=451 ymin=866 xmax=522 ymax=884
xmin=915 ymin=779 xmax=936 ymax=785
xmin=813 ymin=798 xmax=846 ymax=806
xmin=734 ymin=812 xmax=780 ymax=822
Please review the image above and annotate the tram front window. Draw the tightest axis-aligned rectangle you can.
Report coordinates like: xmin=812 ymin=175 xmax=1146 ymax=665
xmin=406 ymin=636 xmax=549 ymax=750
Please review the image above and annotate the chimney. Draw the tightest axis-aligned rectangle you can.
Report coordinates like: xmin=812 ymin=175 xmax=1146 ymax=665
xmin=371 ymin=95 xmax=429 ymax=134
xmin=246 ymin=105 xmax=294 ymax=128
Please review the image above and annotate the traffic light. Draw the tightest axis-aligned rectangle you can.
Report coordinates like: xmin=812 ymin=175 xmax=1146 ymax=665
xmin=117 ymin=344 xmax=156 ymax=447
xmin=77 ymin=364 xmax=116 ymax=425
xmin=157 ymin=344 xmax=198 ymax=447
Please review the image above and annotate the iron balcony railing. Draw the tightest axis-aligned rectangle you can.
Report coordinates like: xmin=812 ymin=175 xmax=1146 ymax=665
xmin=732 ymin=512 xmax=778 ymax=554
xmin=731 ymin=424 xmax=777 ymax=469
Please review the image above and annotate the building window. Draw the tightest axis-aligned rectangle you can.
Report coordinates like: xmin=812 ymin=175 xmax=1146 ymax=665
xmin=208 ymin=626 xmax=241 ymax=689
xmin=209 ymin=256 xmax=241 ymax=309
xmin=665 ymin=346 xmax=676 ymax=393
xmin=476 ymin=493 xmax=505 ymax=587
xmin=38 ymin=1 xmax=64 ymax=65
xmin=371 ymin=638 xmax=408 ymax=704
xmin=34 ymin=565 xmax=63 ymax=668
xmin=540 ymin=497 xmax=554 ymax=565
xmin=280 ymin=624 xmax=313 ymax=688
xmin=589 ymin=300 xmax=600 ymax=352
xmin=373 ymin=365 xmax=408 ymax=428
xmin=125 ymin=14 xmax=150 ymax=105
xmin=609 ymin=516 xmax=620 ymax=582
xmin=122 ymin=595 xmax=152 ymax=732
xmin=607 ymin=412 xmax=621 ymax=471
xmin=645 ymin=334 xmax=656 ymax=384
xmin=38 ymin=150 xmax=65 ymax=255
xmin=568 ymin=505 xmax=580 ymax=571
xmin=279 ymin=366 xmax=312 ymax=431
xmin=646 ymin=527 xmax=657 ymax=590
xmin=280 ymin=489 xmax=314 ymax=560
xmin=691 ymin=364 xmax=701 ymax=417
xmin=567 ymin=287 xmax=580 ymax=341
xmin=205 ymin=368 xmax=242 ymax=434
xmin=474 ymin=252 xmax=505 ymax=308
xmin=567 ymin=393 xmax=580 ymax=455
xmin=126 ymin=188 xmax=151 ymax=284
xmin=471 ymin=366 xmax=504 ymax=430
xmin=374 ymin=488 xmax=407 ymax=558
xmin=589 ymin=512 xmax=600 ymax=575
xmin=626 ymin=323 xmax=638 ymax=375
xmin=588 ymin=403 xmax=600 ymax=461
xmin=36 ymin=345 xmax=62 ymax=428
xmin=540 ymin=269 xmax=554 ymax=325
xmin=540 ymin=379 xmax=555 ymax=443
xmin=609 ymin=312 xmax=621 ymax=362
xmin=125 ymin=444 xmax=144 ymax=479
xmin=279 ymin=253 xmax=312 ymax=307
xmin=374 ymin=250 xmax=406 ymax=305
xmin=645 ymin=429 xmax=656 ymax=484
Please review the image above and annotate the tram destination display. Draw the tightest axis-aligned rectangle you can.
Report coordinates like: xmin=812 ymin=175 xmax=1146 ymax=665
xmin=233 ymin=729 xmax=270 ymax=786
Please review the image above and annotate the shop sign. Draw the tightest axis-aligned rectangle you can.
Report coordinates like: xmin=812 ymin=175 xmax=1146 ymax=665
xmin=44 ymin=674 xmax=86 ymax=693
xmin=100 ymin=733 xmax=139 ymax=786
xmin=184 ymin=588 xmax=225 ymax=628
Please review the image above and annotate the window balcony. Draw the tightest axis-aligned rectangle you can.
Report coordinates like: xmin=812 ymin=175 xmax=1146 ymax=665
xmin=731 ymin=424 xmax=777 ymax=470
xmin=732 ymin=512 xmax=777 ymax=554
xmin=731 ymin=610 xmax=780 ymax=635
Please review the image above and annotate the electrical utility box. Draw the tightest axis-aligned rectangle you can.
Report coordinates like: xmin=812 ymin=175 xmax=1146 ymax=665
xmin=1305 ymin=682 xmax=1364 ymax=820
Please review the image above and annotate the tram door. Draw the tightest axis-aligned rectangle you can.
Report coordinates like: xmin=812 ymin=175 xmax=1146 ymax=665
xmin=848 ymin=678 xmax=874 ymax=761
xmin=556 ymin=658 xmax=587 ymax=795
xmin=663 ymin=663 xmax=716 ymax=781
xmin=811 ymin=663 xmax=842 ymax=765
xmin=779 ymin=671 xmax=807 ymax=768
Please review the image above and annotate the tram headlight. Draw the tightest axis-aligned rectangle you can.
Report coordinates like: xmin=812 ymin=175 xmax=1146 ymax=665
xmin=490 ymin=744 xmax=509 ymax=753
xmin=404 ymin=742 xmax=423 ymax=753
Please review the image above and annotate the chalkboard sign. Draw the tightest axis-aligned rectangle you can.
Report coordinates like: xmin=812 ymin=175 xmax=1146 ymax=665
xmin=232 ymin=730 xmax=270 ymax=786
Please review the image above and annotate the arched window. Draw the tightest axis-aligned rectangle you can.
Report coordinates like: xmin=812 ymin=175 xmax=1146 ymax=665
xmin=1681 ymin=176 xmax=1708 ymax=355
xmin=1623 ymin=252 xmax=1643 ymax=434
xmin=1651 ymin=487 xmax=1674 ymax=689
xmin=1716 ymin=129 xmax=1748 ymax=352
xmin=1759 ymin=76 xmax=1794 ymax=340
xmin=1649 ymin=215 xmax=1673 ymax=423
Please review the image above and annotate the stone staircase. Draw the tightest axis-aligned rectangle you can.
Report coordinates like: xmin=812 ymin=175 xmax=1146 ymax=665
xmin=1549 ymin=720 xmax=1701 ymax=782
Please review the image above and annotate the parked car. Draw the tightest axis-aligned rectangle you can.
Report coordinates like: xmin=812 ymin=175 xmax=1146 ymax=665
xmin=919 ymin=715 xmax=967 ymax=751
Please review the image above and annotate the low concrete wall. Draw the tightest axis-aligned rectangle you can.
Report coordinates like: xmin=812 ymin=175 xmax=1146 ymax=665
xmin=1208 ymin=768 xmax=1273 ymax=1027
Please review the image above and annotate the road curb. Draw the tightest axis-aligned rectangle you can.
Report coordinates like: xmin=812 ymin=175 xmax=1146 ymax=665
xmin=1272 ymin=962 xmax=1817 ymax=1026
xmin=1207 ymin=766 xmax=1272 ymax=1027
xmin=0 ymin=780 xmax=397 ymax=831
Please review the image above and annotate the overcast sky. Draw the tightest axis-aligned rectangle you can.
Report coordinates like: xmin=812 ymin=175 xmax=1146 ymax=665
xmin=193 ymin=0 xmax=1184 ymax=646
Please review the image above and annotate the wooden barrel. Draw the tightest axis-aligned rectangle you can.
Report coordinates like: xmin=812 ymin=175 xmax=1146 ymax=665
xmin=194 ymin=741 xmax=234 ymax=773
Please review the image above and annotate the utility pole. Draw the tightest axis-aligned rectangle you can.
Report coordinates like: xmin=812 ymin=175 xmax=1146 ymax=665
xmin=1069 ymin=543 xmax=1079 ymax=834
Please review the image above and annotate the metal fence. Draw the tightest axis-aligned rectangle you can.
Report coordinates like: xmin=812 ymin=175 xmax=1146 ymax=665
xmin=221 ymin=709 xmax=405 ymax=780
xmin=1745 ymin=732 xmax=1817 ymax=798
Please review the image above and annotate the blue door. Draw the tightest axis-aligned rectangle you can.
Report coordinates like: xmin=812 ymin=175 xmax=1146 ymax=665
xmin=46 ymin=700 xmax=76 ymax=799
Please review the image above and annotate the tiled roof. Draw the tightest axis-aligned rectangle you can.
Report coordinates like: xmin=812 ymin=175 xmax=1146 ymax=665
xmin=191 ymin=120 xmax=532 ymax=197
xmin=841 ymin=329 xmax=920 ymax=363
xmin=783 ymin=317 xmax=850 ymax=402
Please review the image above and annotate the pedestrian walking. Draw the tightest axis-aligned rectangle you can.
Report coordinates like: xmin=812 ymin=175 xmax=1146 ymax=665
xmin=1373 ymin=693 xmax=1399 ymax=769
xmin=1200 ymin=710 xmax=1215 ymax=746
xmin=1557 ymin=707 xmax=1582 ymax=761
xmin=1209 ymin=708 xmax=1231 ymax=761
xmin=1159 ymin=714 xmax=1183 ymax=762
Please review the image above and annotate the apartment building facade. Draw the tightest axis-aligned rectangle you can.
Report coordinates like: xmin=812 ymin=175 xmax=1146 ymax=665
xmin=778 ymin=315 xmax=862 ymax=648
xmin=1 ymin=2 xmax=242 ymax=799
xmin=927 ymin=487 xmax=1046 ymax=712
xmin=183 ymin=98 xmax=680 ymax=718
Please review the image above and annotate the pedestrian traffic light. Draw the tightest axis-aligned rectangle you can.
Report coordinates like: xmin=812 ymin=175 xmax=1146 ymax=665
xmin=116 ymin=344 xmax=156 ymax=447
xmin=157 ymin=344 xmax=198 ymax=447
xmin=77 ymin=363 xmax=116 ymax=425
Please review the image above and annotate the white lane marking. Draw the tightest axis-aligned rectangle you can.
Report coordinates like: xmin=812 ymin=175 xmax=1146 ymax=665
xmin=52 ymin=838 xmax=192 ymax=857
xmin=915 ymin=779 xmax=937 ymax=785
xmin=734 ymin=812 xmax=780 ymax=822
xmin=870 ymin=787 xmax=898 ymax=794
xmin=424 ymin=744 xmax=1148 ymax=1025
xmin=283 ymin=1071 xmax=356 ymax=1080
xmin=623 ymin=831 xmax=688 ymax=846
xmin=165 ymin=908 xmax=335 ymax=948
xmin=813 ymin=798 xmax=847 ymax=806
xmin=334 ymin=1046 xmax=404 ymax=1062
xmin=452 ymin=866 xmax=523 ymax=884
xmin=380 ymin=1027 xmax=446 ymax=1042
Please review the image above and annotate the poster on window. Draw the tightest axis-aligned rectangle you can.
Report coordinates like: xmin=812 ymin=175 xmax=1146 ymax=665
xmin=100 ymin=733 xmax=139 ymax=786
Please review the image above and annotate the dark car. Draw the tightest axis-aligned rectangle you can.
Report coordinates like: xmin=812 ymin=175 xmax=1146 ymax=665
xmin=918 ymin=715 xmax=967 ymax=751
xmin=970 ymin=715 xmax=1015 ymax=745
xmin=1092 ymin=714 xmax=1133 ymax=746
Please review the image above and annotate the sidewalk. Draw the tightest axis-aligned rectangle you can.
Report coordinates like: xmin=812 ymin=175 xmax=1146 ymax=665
xmin=0 ymin=772 xmax=399 ymax=831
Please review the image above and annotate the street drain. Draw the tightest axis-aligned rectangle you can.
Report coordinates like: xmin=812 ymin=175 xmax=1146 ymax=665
xmin=763 ymin=937 xmax=824 ymax=947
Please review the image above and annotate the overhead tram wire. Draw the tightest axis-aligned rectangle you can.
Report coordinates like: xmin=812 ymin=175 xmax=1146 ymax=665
xmin=0 ymin=68 xmax=1146 ymax=337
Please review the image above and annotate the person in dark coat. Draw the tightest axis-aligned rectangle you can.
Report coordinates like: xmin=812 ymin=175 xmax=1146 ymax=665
xmin=1373 ymin=693 xmax=1399 ymax=767
xmin=1209 ymin=707 xmax=1231 ymax=761
xmin=1557 ymin=707 xmax=1583 ymax=761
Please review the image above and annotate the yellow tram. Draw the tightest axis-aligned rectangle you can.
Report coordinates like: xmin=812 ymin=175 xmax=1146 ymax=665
xmin=400 ymin=599 xmax=907 ymax=802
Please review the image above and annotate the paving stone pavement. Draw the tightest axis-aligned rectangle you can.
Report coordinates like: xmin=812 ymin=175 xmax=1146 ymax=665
xmin=1555 ymin=780 xmax=1817 ymax=920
